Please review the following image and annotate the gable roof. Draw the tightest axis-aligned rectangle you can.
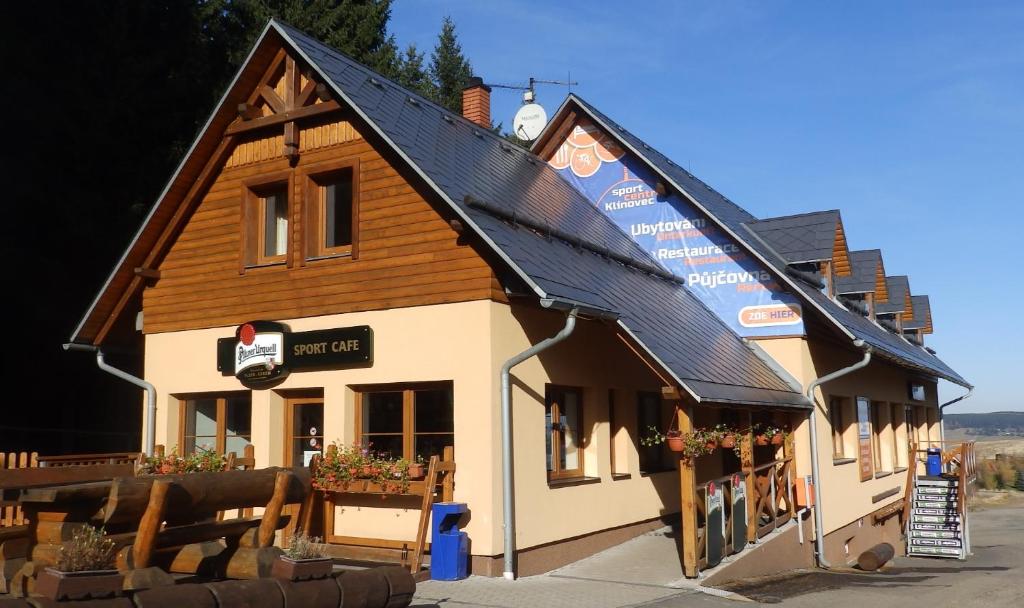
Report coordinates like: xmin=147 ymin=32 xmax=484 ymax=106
xmin=835 ymin=249 xmax=884 ymax=296
xmin=903 ymin=295 xmax=933 ymax=333
xmin=71 ymin=20 xmax=808 ymax=408
xmin=536 ymin=95 xmax=970 ymax=388
xmin=745 ymin=210 xmax=851 ymax=272
xmin=877 ymin=275 xmax=910 ymax=315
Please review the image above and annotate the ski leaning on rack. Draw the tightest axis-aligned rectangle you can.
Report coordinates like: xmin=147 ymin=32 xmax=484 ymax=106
xmin=906 ymin=476 xmax=968 ymax=559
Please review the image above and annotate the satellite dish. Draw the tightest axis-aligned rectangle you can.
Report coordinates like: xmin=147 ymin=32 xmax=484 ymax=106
xmin=513 ymin=103 xmax=548 ymax=141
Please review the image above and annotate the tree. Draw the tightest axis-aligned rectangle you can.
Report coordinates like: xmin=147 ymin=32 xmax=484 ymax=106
xmin=397 ymin=44 xmax=434 ymax=99
xmin=208 ymin=0 xmax=401 ymax=76
xmin=428 ymin=16 xmax=473 ymax=114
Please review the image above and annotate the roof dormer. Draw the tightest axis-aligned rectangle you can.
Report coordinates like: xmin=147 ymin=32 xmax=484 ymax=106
xmin=745 ymin=210 xmax=851 ymax=296
xmin=834 ymin=249 xmax=887 ymax=319
xmin=876 ymin=275 xmax=911 ymax=333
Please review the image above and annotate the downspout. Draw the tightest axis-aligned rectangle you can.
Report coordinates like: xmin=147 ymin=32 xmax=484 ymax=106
xmin=805 ymin=339 xmax=872 ymax=569
xmin=63 ymin=343 xmax=157 ymax=456
xmin=938 ymin=386 xmax=973 ymax=444
xmin=500 ymin=308 xmax=579 ymax=580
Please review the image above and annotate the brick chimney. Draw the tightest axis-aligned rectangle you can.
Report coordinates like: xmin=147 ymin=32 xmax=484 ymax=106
xmin=462 ymin=76 xmax=491 ymax=128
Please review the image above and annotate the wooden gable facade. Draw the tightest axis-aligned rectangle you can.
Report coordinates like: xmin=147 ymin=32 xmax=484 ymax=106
xmin=78 ymin=32 xmax=506 ymax=341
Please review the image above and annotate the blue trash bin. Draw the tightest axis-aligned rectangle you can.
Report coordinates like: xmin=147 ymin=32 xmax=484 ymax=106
xmin=431 ymin=502 xmax=468 ymax=580
xmin=926 ymin=447 xmax=942 ymax=476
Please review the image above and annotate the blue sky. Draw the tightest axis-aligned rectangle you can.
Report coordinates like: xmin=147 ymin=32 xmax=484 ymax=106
xmin=390 ymin=1 xmax=1023 ymax=413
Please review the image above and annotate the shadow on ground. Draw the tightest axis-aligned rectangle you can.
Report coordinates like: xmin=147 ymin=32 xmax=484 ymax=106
xmin=718 ymin=562 xmax=1012 ymax=603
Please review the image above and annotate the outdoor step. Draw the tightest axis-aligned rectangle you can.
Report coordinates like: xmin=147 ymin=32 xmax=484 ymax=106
xmin=911 ymin=522 xmax=960 ymax=532
xmin=916 ymin=486 xmax=958 ymax=496
xmin=915 ymin=499 xmax=957 ymax=509
xmin=912 ymin=514 xmax=960 ymax=525
xmin=908 ymin=547 xmax=963 ymax=558
xmin=910 ymin=537 xmax=962 ymax=548
xmin=909 ymin=529 xmax=959 ymax=540
xmin=914 ymin=507 xmax=959 ymax=516
xmin=915 ymin=477 xmax=958 ymax=487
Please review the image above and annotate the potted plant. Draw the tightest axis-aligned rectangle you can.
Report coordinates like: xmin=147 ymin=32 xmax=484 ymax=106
xmin=272 ymin=532 xmax=333 ymax=581
xmin=407 ymin=456 xmax=426 ymax=480
xmin=754 ymin=425 xmax=786 ymax=446
xmin=35 ymin=526 xmax=122 ymax=601
xmin=137 ymin=446 xmax=226 ymax=475
xmin=680 ymin=432 xmax=716 ymax=460
xmin=696 ymin=427 xmax=723 ymax=452
xmin=641 ymin=426 xmax=685 ymax=452
xmin=717 ymin=424 xmax=737 ymax=450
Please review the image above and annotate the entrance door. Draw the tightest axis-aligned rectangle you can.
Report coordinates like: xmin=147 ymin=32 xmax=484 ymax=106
xmin=285 ymin=397 xmax=325 ymax=467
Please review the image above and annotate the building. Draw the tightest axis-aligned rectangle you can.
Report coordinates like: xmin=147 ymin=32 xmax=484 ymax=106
xmin=68 ymin=20 xmax=970 ymax=580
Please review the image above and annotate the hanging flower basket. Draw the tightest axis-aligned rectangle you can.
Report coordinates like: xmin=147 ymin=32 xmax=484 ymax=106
xmin=755 ymin=435 xmax=769 ymax=446
xmin=666 ymin=433 xmax=685 ymax=452
xmin=771 ymin=434 xmax=785 ymax=446
xmin=720 ymin=434 xmax=736 ymax=449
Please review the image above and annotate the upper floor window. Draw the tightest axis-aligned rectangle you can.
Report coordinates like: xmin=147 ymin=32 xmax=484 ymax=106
xmin=305 ymin=160 xmax=359 ymax=260
xmin=241 ymin=173 xmax=292 ymax=269
xmin=260 ymin=187 xmax=289 ymax=262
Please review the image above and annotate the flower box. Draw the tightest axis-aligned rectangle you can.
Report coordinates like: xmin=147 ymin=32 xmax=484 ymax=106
xmin=34 ymin=568 xmax=124 ymax=601
xmin=271 ymin=556 xmax=333 ymax=581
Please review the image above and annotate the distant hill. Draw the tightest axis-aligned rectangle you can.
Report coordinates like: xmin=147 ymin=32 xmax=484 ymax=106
xmin=945 ymin=411 xmax=1024 ymax=435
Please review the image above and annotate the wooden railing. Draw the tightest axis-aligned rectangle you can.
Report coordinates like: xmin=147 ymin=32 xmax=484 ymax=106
xmin=900 ymin=441 xmax=976 ymax=528
xmin=1 ymin=452 xmax=38 ymax=527
xmin=36 ymin=452 xmax=141 ymax=467
xmin=749 ymin=456 xmax=795 ymax=538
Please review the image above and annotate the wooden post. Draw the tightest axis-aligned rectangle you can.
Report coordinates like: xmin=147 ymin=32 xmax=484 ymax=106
xmin=784 ymin=420 xmax=796 ymax=521
xmin=676 ymin=404 xmax=698 ymax=578
xmin=743 ymin=411 xmax=757 ymax=543
xmin=442 ymin=446 xmax=455 ymax=503
xmin=257 ymin=471 xmax=292 ymax=548
xmin=133 ymin=479 xmax=170 ymax=569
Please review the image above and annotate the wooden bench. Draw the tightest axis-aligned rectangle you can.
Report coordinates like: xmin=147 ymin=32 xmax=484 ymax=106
xmin=109 ymin=467 xmax=311 ymax=580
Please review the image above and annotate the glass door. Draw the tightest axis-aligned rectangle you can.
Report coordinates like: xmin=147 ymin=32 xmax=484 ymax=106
xmin=286 ymin=397 xmax=325 ymax=467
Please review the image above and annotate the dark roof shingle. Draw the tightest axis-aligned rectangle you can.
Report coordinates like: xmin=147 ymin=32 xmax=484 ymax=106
xmin=556 ymin=96 xmax=969 ymax=387
xmin=745 ymin=211 xmax=840 ymax=264
xmin=835 ymin=249 xmax=882 ymax=295
xmin=277 ymin=22 xmax=807 ymax=406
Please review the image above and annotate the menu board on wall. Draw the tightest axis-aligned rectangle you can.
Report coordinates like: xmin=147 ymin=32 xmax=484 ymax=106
xmin=856 ymin=396 xmax=873 ymax=481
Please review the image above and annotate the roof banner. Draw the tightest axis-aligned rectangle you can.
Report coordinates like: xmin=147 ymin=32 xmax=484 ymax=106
xmin=548 ymin=119 xmax=804 ymax=337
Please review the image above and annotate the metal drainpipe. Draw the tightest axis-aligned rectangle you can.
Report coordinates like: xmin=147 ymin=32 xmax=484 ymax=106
xmin=500 ymin=308 xmax=578 ymax=580
xmin=805 ymin=339 xmax=872 ymax=569
xmin=938 ymin=387 xmax=973 ymax=444
xmin=64 ymin=343 xmax=157 ymax=456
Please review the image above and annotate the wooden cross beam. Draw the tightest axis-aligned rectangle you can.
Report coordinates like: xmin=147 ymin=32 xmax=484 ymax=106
xmin=228 ymin=51 xmax=340 ymax=163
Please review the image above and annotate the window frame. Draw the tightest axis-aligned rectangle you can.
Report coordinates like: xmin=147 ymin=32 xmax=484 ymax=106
xmin=240 ymin=171 xmax=294 ymax=271
xmin=178 ymin=392 xmax=252 ymax=456
xmin=829 ymin=396 xmax=846 ymax=459
xmin=545 ymin=384 xmax=585 ymax=481
xmin=352 ymin=381 xmax=453 ymax=462
xmin=636 ymin=390 xmax=671 ymax=474
xmin=301 ymin=157 xmax=360 ymax=261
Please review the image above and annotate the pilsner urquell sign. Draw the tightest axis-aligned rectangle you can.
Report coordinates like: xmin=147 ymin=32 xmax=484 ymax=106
xmin=217 ymin=322 xmax=373 ymax=389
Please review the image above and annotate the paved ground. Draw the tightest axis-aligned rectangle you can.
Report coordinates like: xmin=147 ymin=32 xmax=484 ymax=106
xmin=412 ymin=499 xmax=1024 ymax=608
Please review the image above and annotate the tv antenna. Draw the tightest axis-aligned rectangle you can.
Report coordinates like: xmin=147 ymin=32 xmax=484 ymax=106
xmin=488 ymin=75 xmax=579 ymax=141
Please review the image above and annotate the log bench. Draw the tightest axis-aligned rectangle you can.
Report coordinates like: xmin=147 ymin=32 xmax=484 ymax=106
xmin=108 ymin=467 xmax=312 ymax=580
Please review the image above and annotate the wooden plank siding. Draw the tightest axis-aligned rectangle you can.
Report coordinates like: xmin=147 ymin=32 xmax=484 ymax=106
xmin=142 ymin=121 xmax=504 ymax=334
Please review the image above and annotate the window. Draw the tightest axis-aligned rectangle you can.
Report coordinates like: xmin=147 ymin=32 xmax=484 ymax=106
xmin=180 ymin=393 xmax=252 ymax=455
xmin=355 ymin=382 xmax=453 ymax=461
xmin=608 ymin=390 xmax=628 ymax=477
xmin=305 ymin=160 xmax=359 ymax=259
xmin=892 ymin=404 xmax=907 ymax=468
xmin=546 ymin=385 xmax=584 ymax=479
xmin=829 ymin=397 xmax=847 ymax=458
xmin=242 ymin=173 xmax=292 ymax=269
xmin=285 ymin=394 xmax=325 ymax=466
xmin=637 ymin=391 xmax=669 ymax=473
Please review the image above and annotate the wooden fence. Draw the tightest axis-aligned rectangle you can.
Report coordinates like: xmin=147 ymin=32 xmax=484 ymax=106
xmin=1 ymin=452 xmax=38 ymax=527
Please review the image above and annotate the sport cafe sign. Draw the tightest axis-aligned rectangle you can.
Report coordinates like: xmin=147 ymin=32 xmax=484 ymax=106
xmin=217 ymin=321 xmax=373 ymax=388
